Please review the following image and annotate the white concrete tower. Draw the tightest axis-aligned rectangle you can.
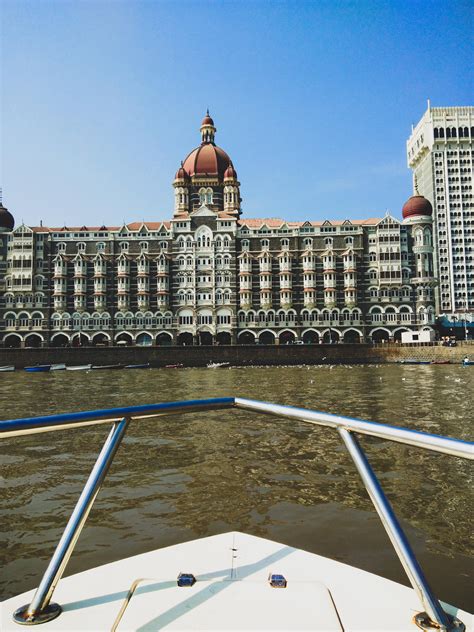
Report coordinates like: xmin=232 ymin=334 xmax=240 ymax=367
xmin=406 ymin=103 xmax=474 ymax=320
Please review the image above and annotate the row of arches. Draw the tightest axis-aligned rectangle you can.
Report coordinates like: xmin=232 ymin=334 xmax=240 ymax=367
xmin=4 ymin=311 xmax=45 ymax=328
xmin=4 ymin=292 xmax=46 ymax=307
xmin=433 ymin=126 xmax=473 ymax=139
xmin=1 ymin=326 xmax=434 ymax=348
xmin=236 ymin=327 xmax=429 ymax=345
xmin=369 ymin=305 xmax=435 ymax=324
xmin=1 ymin=331 xmax=176 ymax=348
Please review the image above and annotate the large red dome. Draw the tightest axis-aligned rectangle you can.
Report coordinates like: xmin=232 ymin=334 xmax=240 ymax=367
xmin=182 ymin=143 xmax=231 ymax=178
xmin=402 ymin=195 xmax=433 ymax=219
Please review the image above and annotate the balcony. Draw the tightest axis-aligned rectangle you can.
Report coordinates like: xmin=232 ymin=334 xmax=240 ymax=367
xmin=411 ymin=274 xmax=435 ymax=284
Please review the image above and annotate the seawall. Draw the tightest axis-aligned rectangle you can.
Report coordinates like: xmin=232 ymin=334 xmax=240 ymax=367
xmin=0 ymin=342 xmax=471 ymax=369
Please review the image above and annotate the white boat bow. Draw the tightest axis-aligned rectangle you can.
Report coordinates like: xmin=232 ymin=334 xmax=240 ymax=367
xmin=3 ymin=531 xmax=470 ymax=631
xmin=1 ymin=398 xmax=471 ymax=631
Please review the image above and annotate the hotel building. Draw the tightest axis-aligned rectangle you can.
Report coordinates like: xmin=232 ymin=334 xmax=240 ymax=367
xmin=407 ymin=104 xmax=474 ymax=321
xmin=0 ymin=113 xmax=436 ymax=347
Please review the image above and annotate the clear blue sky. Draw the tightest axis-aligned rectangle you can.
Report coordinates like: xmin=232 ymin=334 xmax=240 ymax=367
xmin=1 ymin=0 xmax=473 ymax=227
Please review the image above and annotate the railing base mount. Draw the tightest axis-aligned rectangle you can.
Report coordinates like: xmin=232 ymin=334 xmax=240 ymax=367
xmin=414 ymin=612 xmax=465 ymax=631
xmin=13 ymin=603 xmax=62 ymax=626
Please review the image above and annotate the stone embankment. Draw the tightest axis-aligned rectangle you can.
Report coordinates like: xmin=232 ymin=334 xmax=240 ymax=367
xmin=0 ymin=342 xmax=472 ymax=369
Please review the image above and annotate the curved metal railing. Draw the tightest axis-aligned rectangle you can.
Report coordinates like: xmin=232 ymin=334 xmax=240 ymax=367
xmin=1 ymin=397 xmax=472 ymax=630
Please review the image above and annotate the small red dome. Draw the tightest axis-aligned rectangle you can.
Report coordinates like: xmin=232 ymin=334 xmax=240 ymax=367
xmin=402 ymin=195 xmax=433 ymax=219
xmin=174 ymin=165 xmax=189 ymax=181
xmin=201 ymin=113 xmax=214 ymax=127
xmin=182 ymin=143 xmax=231 ymax=178
xmin=224 ymin=163 xmax=237 ymax=180
xmin=0 ymin=202 xmax=14 ymax=231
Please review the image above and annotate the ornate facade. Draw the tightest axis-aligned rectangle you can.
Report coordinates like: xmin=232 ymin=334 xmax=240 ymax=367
xmin=0 ymin=114 xmax=437 ymax=347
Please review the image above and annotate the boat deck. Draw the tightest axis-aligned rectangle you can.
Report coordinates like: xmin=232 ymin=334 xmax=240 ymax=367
xmin=2 ymin=532 xmax=470 ymax=631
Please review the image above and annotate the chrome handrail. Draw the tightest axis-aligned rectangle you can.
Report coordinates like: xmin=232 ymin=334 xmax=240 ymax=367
xmin=2 ymin=397 xmax=472 ymax=630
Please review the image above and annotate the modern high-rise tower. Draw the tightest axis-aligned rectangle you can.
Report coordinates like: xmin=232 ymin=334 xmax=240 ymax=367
xmin=407 ymin=103 xmax=474 ymax=321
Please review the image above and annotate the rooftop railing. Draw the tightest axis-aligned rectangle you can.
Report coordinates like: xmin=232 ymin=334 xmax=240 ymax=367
xmin=1 ymin=397 xmax=472 ymax=630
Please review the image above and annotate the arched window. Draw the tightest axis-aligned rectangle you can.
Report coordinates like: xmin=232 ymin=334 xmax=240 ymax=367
xmin=434 ymin=128 xmax=439 ymax=139
xmin=120 ymin=241 xmax=129 ymax=252
xmin=139 ymin=241 xmax=148 ymax=251
xmin=241 ymin=239 xmax=249 ymax=250
xmin=196 ymin=226 xmax=212 ymax=249
xmin=77 ymin=242 xmax=86 ymax=252
xmin=4 ymin=312 xmax=16 ymax=328
xmin=206 ymin=188 xmax=213 ymax=204
xmin=325 ymin=237 xmax=333 ymax=247
xmin=439 ymin=128 xmax=445 ymax=138
xmin=261 ymin=239 xmax=269 ymax=249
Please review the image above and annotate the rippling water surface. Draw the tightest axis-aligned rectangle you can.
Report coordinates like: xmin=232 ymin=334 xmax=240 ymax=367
xmin=0 ymin=364 xmax=473 ymax=610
